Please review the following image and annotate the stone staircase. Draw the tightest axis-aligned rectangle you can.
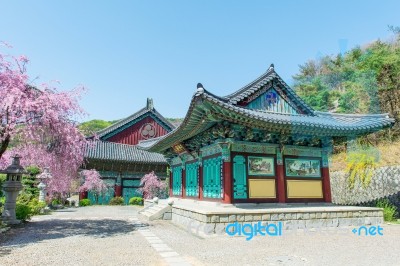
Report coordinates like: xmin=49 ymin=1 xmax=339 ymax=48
xmin=138 ymin=201 xmax=172 ymax=221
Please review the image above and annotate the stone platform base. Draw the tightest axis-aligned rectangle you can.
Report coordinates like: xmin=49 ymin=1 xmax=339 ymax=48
xmin=169 ymin=198 xmax=384 ymax=235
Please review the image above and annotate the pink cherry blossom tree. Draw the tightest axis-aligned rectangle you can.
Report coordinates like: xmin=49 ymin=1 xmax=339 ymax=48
xmin=138 ymin=171 xmax=167 ymax=199
xmin=0 ymin=44 xmax=88 ymax=195
xmin=79 ymin=169 xmax=109 ymax=204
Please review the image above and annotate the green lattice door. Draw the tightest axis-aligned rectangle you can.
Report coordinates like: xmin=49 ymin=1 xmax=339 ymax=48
xmin=88 ymin=179 xmax=116 ymax=205
xmin=233 ymin=155 xmax=248 ymax=199
xmin=185 ymin=162 xmax=199 ymax=197
xmin=203 ymin=156 xmax=222 ymax=198
xmin=122 ymin=179 xmax=142 ymax=205
xmin=172 ymin=166 xmax=182 ymax=196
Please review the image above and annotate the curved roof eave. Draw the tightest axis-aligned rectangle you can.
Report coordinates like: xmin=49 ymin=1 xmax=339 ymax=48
xmin=144 ymin=89 xmax=395 ymax=153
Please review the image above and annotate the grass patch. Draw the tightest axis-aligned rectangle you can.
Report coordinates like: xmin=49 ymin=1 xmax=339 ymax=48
xmin=376 ymin=199 xmax=398 ymax=222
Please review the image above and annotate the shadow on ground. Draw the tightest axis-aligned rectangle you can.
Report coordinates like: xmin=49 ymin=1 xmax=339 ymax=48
xmin=0 ymin=219 xmax=149 ymax=253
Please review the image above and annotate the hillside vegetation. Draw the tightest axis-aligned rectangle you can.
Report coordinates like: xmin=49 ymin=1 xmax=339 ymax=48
xmin=293 ymin=28 xmax=400 ymax=137
xmin=78 ymin=119 xmax=118 ymax=136
xmin=293 ymin=27 xmax=400 ymax=169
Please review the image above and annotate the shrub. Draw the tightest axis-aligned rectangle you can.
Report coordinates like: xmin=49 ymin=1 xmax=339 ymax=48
xmin=129 ymin=197 xmax=143 ymax=206
xmin=0 ymin=174 xmax=6 ymax=197
xmin=0 ymin=196 xmax=5 ymax=216
xmin=22 ymin=166 xmax=41 ymax=197
xmin=16 ymin=202 xmax=32 ymax=221
xmin=51 ymin=199 xmax=61 ymax=206
xmin=17 ymin=192 xmax=33 ymax=205
xmin=376 ymin=199 xmax=398 ymax=221
xmin=79 ymin=199 xmax=91 ymax=207
xmin=109 ymin=196 xmax=124 ymax=205
xmin=28 ymin=198 xmax=47 ymax=215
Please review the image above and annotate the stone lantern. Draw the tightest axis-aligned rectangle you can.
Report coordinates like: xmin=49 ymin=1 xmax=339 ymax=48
xmin=37 ymin=167 xmax=51 ymax=203
xmin=0 ymin=155 xmax=26 ymax=225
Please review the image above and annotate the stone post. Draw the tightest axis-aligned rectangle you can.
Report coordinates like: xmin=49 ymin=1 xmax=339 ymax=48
xmin=1 ymin=155 xmax=26 ymax=225
xmin=38 ymin=182 xmax=46 ymax=202
xmin=37 ymin=167 xmax=51 ymax=203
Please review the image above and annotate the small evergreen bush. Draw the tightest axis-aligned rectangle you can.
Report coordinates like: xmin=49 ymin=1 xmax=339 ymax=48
xmin=376 ymin=199 xmax=398 ymax=221
xmin=0 ymin=174 xmax=6 ymax=197
xmin=28 ymin=198 xmax=47 ymax=215
xmin=79 ymin=199 xmax=91 ymax=207
xmin=16 ymin=202 xmax=32 ymax=221
xmin=22 ymin=166 xmax=41 ymax=197
xmin=0 ymin=196 xmax=5 ymax=216
xmin=109 ymin=196 xmax=124 ymax=205
xmin=129 ymin=197 xmax=143 ymax=205
xmin=51 ymin=199 xmax=61 ymax=206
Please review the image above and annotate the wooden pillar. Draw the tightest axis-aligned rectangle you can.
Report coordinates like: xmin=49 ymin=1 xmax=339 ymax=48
xmin=222 ymin=161 xmax=233 ymax=204
xmin=79 ymin=191 xmax=88 ymax=200
xmin=322 ymin=167 xmax=332 ymax=203
xmin=276 ymin=148 xmax=286 ymax=203
xmin=322 ymin=149 xmax=332 ymax=203
xmin=115 ymin=174 xmax=122 ymax=197
xmin=276 ymin=165 xmax=286 ymax=203
xmin=181 ymin=167 xmax=186 ymax=198
xmin=115 ymin=185 xmax=122 ymax=197
xmin=199 ymin=162 xmax=203 ymax=200
xmin=169 ymin=168 xmax=173 ymax=197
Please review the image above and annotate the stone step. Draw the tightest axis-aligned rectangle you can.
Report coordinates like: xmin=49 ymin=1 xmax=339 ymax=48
xmin=138 ymin=204 xmax=172 ymax=221
xmin=148 ymin=205 xmax=166 ymax=212
xmin=141 ymin=211 xmax=152 ymax=216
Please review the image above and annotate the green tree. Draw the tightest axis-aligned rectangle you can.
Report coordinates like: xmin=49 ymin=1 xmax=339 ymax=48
xmin=78 ymin=119 xmax=114 ymax=136
xmin=22 ymin=166 xmax=41 ymax=197
xmin=293 ymin=27 xmax=400 ymax=137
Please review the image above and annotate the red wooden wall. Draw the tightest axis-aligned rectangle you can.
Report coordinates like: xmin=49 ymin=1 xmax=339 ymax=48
xmin=106 ymin=116 xmax=169 ymax=145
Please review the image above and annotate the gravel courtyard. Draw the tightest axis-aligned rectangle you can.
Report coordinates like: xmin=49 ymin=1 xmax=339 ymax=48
xmin=1 ymin=206 xmax=400 ymax=266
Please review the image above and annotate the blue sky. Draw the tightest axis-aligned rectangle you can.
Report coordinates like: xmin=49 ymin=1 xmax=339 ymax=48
xmin=1 ymin=1 xmax=399 ymax=121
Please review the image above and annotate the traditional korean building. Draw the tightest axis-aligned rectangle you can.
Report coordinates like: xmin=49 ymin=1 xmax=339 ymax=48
xmin=82 ymin=99 xmax=174 ymax=204
xmin=141 ymin=65 xmax=394 ymax=204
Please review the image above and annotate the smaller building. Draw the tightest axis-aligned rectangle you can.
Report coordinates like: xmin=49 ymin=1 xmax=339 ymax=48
xmin=82 ymin=99 xmax=174 ymax=204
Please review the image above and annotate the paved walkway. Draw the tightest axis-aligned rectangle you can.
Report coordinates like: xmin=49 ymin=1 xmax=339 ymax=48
xmin=1 ymin=206 xmax=400 ymax=266
xmin=0 ymin=206 xmax=190 ymax=266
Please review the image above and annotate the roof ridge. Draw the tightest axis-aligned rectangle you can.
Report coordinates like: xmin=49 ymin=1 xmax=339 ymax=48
xmin=223 ymin=65 xmax=314 ymax=115
xmin=85 ymin=140 xmax=167 ymax=164
xmin=95 ymin=102 xmax=175 ymax=139
xmin=89 ymin=140 xmax=139 ymax=149
xmin=315 ymin=111 xmax=390 ymax=118
xmin=249 ymin=108 xmax=312 ymax=117
xmin=96 ymin=106 xmax=148 ymax=136
xmin=150 ymin=108 xmax=176 ymax=129
xmin=138 ymin=136 xmax=164 ymax=144
xmin=224 ymin=65 xmax=275 ymax=99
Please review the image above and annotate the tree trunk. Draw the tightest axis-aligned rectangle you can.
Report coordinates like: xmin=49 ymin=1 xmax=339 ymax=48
xmin=0 ymin=134 xmax=10 ymax=159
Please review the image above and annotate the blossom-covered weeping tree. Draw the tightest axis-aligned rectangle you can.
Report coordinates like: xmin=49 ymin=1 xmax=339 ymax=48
xmin=0 ymin=44 xmax=88 ymax=195
xmin=79 ymin=170 xmax=108 ymax=204
xmin=138 ymin=171 xmax=167 ymax=199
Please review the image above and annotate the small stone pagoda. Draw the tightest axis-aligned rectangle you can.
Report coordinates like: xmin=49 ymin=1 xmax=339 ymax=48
xmin=141 ymin=65 xmax=394 ymax=204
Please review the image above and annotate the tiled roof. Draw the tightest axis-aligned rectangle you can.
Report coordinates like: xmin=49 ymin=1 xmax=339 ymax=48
xmin=199 ymin=88 xmax=394 ymax=133
xmin=140 ymin=67 xmax=395 ymax=153
xmin=224 ymin=64 xmax=314 ymax=115
xmin=96 ymin=99 xmax=175 ymax=139
xmin=138 ymin=136 xmax=164 ymax=149
xmin=85 ymin=141 xmax=167 ymax=164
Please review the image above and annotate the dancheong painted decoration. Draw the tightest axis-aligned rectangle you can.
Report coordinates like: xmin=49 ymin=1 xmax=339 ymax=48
xmin=139 ymin=64 xmax=395 ymax=204
xmin=81 ymin=98 xmax=175 ymax=203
